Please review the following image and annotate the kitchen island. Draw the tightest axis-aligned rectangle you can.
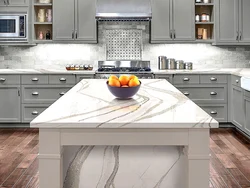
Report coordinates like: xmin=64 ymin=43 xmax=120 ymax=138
xmin=31 ymin=79 xmax=218 ymax=188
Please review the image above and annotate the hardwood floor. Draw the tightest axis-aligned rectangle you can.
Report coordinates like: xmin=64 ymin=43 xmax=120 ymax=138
xmin=0 ymin=128 xmax=249 ymax=188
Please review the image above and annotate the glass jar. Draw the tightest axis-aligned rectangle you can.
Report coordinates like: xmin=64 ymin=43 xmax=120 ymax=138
xmin=201 ymin=13 xmax=207 ymax=22
xmin=195 ymin=14 xmax=200 ymax=22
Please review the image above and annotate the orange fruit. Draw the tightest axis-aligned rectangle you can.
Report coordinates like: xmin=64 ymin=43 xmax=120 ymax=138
xmin=128 ymin=78 xmax=140 ymax=87
xmin=119 ymin=75 xmax=130 ymax=86
xmin=121 ymin=85 xmax=129 ymax=87
xmin=109 ymin=75 xmax=119 ymax=81
xmin=109 ymin=79 xmax=121 ymax=87
xmin=129 ymin=75 xmax=138 ymax=81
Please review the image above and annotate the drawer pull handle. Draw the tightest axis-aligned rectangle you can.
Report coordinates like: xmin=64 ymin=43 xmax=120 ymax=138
xmin=183 ymin=78 xmax=190 ymax=81
xmin=32 ymin=111 xmax=39 ymax=115
xmin=210 ymin=111 xmax=217 ymax=115
xmin=32 ymin=92 xmax=39 ymax=96
xmin=183 ymin=92 xmax=190 ymax=96
xmin=59 ymin=78 xmax=66 ymax=81
xmin=236 ymin=80 xmax=239 ymax=83
xmin=0 ymin=78 xmax=6 ymax=82
xmin=32 ymin=78 xmax=39 ymax=81
xmin=59 ymin=92 xmax=65 ymax=96
xmin=210 ymin=77 xmax=217 ymax=81
xmin=210 ymin=92 xmax=217 ymax=95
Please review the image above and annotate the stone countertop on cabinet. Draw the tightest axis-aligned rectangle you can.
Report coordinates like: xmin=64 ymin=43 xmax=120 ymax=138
xmin=30 ymin=79 xmax=218 ymax=129
xmin=153 ymin=68 xmax=250 ymax=78
xmin=0 ymin=69 xmax=96 ymax=74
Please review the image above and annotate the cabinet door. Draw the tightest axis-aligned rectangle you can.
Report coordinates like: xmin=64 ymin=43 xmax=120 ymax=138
xmin=150 ymin=0 xmax=172 ymax=42
xmin=0 ymin=0 xmax=7 ymax=5
xmin=53 ymin=0 xmax=75 ymax=41
xmin=76 ymin=0 xmax=97 ymax=42
xmin=244 ymin=96 xmax=250 ymax=135
xmin=231 ymin=85 xmax=244 ymax=129
xmin=8 ymin=0 xmax=28 ymax=5
xmin=172 ymin=0 xmax=195 ymax=41
xmin=239 ymin=0 xmax=250 ymax=43
xmin=217 ymin=0 xmax=239 ymax=43
xmin=0 ymin=86 xmax=20 ymax=122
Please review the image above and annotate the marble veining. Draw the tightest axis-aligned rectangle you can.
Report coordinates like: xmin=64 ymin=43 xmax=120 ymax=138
xmin=31 ymin=79 xmax=218 ymax=128
xmin=63 ymin=146 xmax=186 ymax=188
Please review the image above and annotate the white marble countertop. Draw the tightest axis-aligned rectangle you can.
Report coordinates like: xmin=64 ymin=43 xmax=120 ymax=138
xmin=31 ymin=79 xmax=218 ymax=129
xmin=0 ymin=69 xmax=95 ymax=74
xmin=0 ymin=68 xmax=250 ymax=78
xmin=153 ymin=68 xmax=250 ymax=77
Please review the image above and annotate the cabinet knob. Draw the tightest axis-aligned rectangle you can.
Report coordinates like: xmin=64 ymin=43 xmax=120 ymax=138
xmin=32 ymin=111 xmax=39 ymax=115
xmin=32 ymin=78 xmax=39 ymax=81
xmin=210 ymin=111 xmax=217 ymax=115
xmin=59 ymin=78 xmax=66 ymax=81
xmin=183 ymin=92 xmax=190 ymax=96
xmin=183 ymin=78 xmax=190 ymax=81
xmin=0 ymin=78 xmax=6 ymax=82
xmin=32 ymin=92 xmax=39 ymax=96
xmin=210 ymin=91 xmax=217 ymax=95
xmin=236 ymin=80 xmax=239 ymax=83
xmin=59 ymin=92 xmax=65 ymax=96
xmin=210 ymin=77 xmax=217 ymax=81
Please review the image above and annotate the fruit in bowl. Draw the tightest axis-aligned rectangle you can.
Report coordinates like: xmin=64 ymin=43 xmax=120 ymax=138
xmin=107 ymin=75 xmax=141 ymax=99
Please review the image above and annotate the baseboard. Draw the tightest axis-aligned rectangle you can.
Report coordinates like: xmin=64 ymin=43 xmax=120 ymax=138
xmin=219 ymin=123 xmax=235 ymax=128
xmin=0 ymin=123 xmax=30 ymax=128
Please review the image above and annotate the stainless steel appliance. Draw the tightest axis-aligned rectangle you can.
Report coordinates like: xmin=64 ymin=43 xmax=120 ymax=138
xmin=95 ymin=61 xmax=154 ymax=79
xmin=158 ymin=56 xmax=167 ymax=70
xmin=0 ymin=14 xmax=27 ymax=41
xmin=167 ymin=58 xmax=176 ymax=69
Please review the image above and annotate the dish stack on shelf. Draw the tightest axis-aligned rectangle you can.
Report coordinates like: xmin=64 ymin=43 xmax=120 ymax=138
xmin=195 ymin=0 xmax=214 ymax=42
xmin=33 ymin=0 xmax=53 ymax=42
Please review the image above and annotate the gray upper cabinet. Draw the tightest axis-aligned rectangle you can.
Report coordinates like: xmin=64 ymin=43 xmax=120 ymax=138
xmin=216 ymin=0 xmax=250 ymax=44
xmin=53 ymin=0 xmax=75 ymax=41
xmin=172 ymin=0 xmax=194 ymax=41
xmin=151 ymin=0 xmax=171 ymax=42
xmin=53 ymin=0 xmax=97 ymax=43
xmin=0 ymin=0 xmax=7 ymax=5
xmin=8 ymin=0 xmax=28 ymax=5
xmin=231 ymin=85 xmax=244 ymax=129
xmin=150 ymin=0 xmax=194 ymax=43
xmin=0 ymin=86 xmax=20 ymax=122
xmin=76 ymin=0 xmax=97 ymax=42
xmin=239 ymin=0 xmax=250 ymax=43
xmin=217 ymin=0 xmax=238 ymax=43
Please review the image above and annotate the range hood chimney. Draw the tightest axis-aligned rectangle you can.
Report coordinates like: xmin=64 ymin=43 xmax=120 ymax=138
xmin=95 ymin=0 xmax=152 ymax=21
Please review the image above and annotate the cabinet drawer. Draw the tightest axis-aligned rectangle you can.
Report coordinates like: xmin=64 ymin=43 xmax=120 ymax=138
xmin=22 ymin=104 xmax=50 ymax=123
xmin=0 ymin=75 xmax=20 ymax=85
xmin=49 ymin=75 xmax=75 ymax=85
xmin=21 ymin=75 xmax=49 ymax=85
xmin=173 ymin=75 xmax=199 ymax=84
xmin=154 ymin=74 xmax=173 ymax=83
xmin=231 ymin=75 xmax=241 ymax=87
xmin=76 ymin=74 xmax=95 ymax=82
xmin=199 ymin=104 xmax=228 ymax=122
xmin=22 ymin=85 xmax=73 ymax=104
xmin=177 ymin=86 xmax=227 ymax=103
xmin=200 ymin=75 xmax=227 ymax=84
xmin=244 ymin=90 xmax=250 ymax=99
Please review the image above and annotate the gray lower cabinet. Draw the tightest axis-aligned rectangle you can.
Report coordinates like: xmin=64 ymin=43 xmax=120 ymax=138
xmin=199 ymin=104 xmax=228 ymax=123
xmin=22 ymin=104 xmax=50 ymax=123
xmin=53 ymin=0 xmax=75 ymax=41
xmin=244 ymin=95 xmax=250 ymax=135
xmin=154 ymin=74 xmax=173 ymax=83
xmin=53 ymin=0 xmax=97 ymax=42
xmin=0 ymin=86 xmax=21 ymax=122
xmin=231 ymin=85 xmax=245 ymax=129
xmin=239 ymin=0 xmax=250 ymax=43
xmin=76 ymin=74 xmax=95 ymax=82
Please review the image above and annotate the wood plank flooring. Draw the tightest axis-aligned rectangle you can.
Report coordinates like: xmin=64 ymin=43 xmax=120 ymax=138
xmin=0 ymin=128 xmax=249 ymax=188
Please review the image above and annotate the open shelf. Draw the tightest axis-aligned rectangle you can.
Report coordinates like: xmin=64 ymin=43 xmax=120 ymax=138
xmin=34 ymin=3 xmax=52 ymax=6
xmin=195 ymin=3 xmax=214 ymax=5
xmin=34 ymin=22 xmax=52 ymax=24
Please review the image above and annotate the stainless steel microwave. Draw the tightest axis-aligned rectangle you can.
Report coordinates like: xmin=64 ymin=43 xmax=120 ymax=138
xmin=0 ymin=14 xmax=27 ymax=41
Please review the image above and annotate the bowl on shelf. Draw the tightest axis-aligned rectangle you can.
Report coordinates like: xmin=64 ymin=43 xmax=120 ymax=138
xmin=106 ymin=81 xmax=141 ymax=99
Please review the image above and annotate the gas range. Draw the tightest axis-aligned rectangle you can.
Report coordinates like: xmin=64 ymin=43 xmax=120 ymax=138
xmin=95 ymin=61 xmax=154 ymax=79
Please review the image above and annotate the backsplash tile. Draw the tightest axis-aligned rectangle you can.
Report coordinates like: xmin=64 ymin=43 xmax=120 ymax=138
xmin=0 ymin=21 xmax=250 ymax=70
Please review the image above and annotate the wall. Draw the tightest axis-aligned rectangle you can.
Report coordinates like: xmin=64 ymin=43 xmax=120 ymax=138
xmin=0 ymin=21 xmax=250 ymax=70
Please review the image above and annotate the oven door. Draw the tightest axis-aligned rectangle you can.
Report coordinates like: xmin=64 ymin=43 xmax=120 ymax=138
xmin=0 ymin=16 xmax=20 ymax=38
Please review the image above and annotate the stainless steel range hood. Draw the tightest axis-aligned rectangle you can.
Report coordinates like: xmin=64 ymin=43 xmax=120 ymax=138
xmin=95 ymin=0 xmax=152 ymax=21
